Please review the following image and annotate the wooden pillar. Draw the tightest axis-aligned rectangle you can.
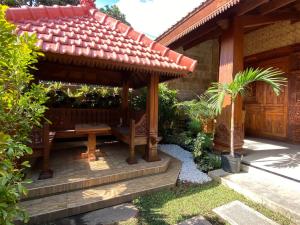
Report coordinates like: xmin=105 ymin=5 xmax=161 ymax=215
xmin=214 ymin=17 xmax=244 ymax=152
xmin=121 ymin=80 xmax=129 ymax=126
xmin=144 ymin=74 xmax=160 ymax=162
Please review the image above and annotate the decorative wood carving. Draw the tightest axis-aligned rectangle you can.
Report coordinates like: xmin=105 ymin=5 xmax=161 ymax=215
xmin=135 ymin=114 xmax=147 ymax=137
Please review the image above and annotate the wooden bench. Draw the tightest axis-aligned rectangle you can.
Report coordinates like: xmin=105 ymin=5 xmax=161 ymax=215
xmin=112 ymin=114 xmax=147 ymax=164
xmin=29 ymin=123 xmax=55 ymax=179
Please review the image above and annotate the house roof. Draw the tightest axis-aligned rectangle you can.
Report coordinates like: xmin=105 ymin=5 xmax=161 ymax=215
xmin=6 ymin=0 xmax=197 ymax=76
xmin=156 ymin=0 xmax=241 ymax=46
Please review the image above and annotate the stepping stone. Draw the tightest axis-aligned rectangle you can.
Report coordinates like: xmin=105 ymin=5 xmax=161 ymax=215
xmin=43 ymin=203 xmax=138 ymax=225
xmin=213 ymin=201 xmax=278 ymax=225
xmin=177 ymin=215 xmax=212 ymax=225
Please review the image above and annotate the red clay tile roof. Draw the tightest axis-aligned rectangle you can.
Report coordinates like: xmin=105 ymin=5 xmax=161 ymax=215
xmin=156 ymin=0 xmax=241 ymax=46
xmin=6 ymin=0 xmax=197 ymax=76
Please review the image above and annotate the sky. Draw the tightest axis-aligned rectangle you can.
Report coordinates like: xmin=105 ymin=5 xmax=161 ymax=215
xmin=95 ymin=0 xmax=204 ymax=39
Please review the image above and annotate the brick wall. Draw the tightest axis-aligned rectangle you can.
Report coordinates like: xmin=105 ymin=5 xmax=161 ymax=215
xmin=245 ymin=21 xmax=300 ymax=56
xmin=167 ymin=39 xmax=219 ymax=101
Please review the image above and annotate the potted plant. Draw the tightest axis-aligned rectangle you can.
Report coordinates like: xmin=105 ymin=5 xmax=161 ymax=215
xmin=207 ymin=67 xmax=286 ymax=173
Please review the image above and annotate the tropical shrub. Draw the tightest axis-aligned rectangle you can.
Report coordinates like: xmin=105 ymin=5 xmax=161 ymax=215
xmin=176 ymin=94 xmax=217 ymax=133
xmin=0 ymin=5 xmax=48 ymax=224
xmin=196 ymin=151 xmax=221 ymax=173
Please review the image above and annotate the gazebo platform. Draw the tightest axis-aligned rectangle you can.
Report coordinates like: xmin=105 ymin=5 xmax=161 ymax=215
xmin=20 ymin=140 xmax=181 ymax=224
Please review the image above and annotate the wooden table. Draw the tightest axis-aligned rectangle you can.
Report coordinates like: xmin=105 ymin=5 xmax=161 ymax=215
xmin=75 ymin=123 xmax=111 ymax=161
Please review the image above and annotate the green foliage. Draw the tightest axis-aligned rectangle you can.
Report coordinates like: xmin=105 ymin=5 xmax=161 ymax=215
xmin=0 ymin=5 xmax=48 ymax=224
xmin=196 ymin=152 xmax=221 ymax=173
xmin=45 ymin=82 xmax=121 ymax=109
xmin=192 ymin=133 xmax=213 ymax=158
xmin=100 ymin=5 xmax=130 ymax=26
xmin=131 ymin=83 xmax=179 ymax=137
xmin=176 ymin=94 xmax=216 ymax=121
xmin=207 ymin=67 xmax=287 ymax=115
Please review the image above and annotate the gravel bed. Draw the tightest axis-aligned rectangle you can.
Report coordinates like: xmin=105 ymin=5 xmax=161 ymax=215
xmin=159 ymin=144 xmax=211 ymax=184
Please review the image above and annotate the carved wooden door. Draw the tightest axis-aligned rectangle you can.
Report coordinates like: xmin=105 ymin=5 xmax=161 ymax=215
xmin=245 ymin=57 xmax=289 ymax=140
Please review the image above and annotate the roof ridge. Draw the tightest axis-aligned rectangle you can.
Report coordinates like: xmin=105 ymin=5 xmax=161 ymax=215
xmin=156 ymin=0 xmax=241 ymax=45
xmin=156 ymin=0 xmax=212 ymax=42
xmin=6 ymin=4 xmax=90 ymax=22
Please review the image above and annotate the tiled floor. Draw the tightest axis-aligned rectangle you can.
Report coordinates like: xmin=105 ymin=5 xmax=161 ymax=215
xmin=243 ymin=138 xmax=300 ymax=181
xmin=21 ymin=158 xmax=181 ymax=224
xmin=25 ymin=140 xmax=170 ymax=199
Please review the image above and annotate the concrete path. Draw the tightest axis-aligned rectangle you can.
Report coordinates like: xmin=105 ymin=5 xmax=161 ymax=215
xmin=42 ymin=203 xmax=138 ymax=225
xmin=209 ymin=167 xmax=300 ymax=224
xmin=243 ymin=138 xmax=300 ymax=182
xmin=213 ymin=201 xmax=278 ymax=225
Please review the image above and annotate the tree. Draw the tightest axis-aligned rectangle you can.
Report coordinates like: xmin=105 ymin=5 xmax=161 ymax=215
xmin=100 ymin=5 xmax=131 ymax=26
xmin=0 ymin=0 xmax=79 ymax=7
xmin=0 ymin=0 xmax=26 ymax=6
xmin=0 ymin=5 xmax=48 ymax=224
xmin=207 ymin=67 xmax=286 ymax=157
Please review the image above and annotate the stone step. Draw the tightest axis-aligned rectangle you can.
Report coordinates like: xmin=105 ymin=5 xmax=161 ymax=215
xmin=213 ymin=200 xmax=279 ymax=225
xmin=24 ymin=154 xmax=170 ymax=200
xmin=19 ymin=158 xmax=181 ymax=225
xmin=208 ymin=168 xmax=300 ymax=224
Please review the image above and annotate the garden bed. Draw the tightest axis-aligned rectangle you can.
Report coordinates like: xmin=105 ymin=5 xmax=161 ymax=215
xmin=159 ymin=144 xmax=211 ymax=184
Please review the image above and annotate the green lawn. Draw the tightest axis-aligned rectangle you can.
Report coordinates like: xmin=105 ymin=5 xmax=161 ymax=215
xmin=120 ymin=181 xmax=293 ymax=225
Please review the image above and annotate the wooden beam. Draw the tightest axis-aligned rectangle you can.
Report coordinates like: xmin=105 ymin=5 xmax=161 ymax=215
xmin=237 ymin=0 xmax=269 ymax=16
xmin=259 ymin=0 xmax=296 ymax=15
xmin=217 ymin=19 xmax=230 ymax=30
xmin=36 ymin=61 xmax=126 ymax=87
xmin=241 ymin=13 xmax=300 ymax=28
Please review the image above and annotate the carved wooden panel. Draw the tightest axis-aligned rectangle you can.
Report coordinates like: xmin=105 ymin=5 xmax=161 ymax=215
xmin=46 ymin=108 xmax=121 ymax=131
xmin=245 ymin=57 xmax=289 ymax=140
xmin=288 ymin=68 xmax=300 ymax=142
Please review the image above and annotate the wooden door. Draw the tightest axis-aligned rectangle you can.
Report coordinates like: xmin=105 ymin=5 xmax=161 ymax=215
xmin=244 ymin=57 xmax=289 ymax=140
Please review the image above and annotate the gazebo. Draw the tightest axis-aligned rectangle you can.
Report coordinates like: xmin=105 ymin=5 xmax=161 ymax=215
xmin=6 ymin=0 xmax=196 ymax=178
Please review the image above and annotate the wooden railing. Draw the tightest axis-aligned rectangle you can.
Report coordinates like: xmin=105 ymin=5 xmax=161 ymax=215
xmin=46 ymin=108 xmax=122 ymax=131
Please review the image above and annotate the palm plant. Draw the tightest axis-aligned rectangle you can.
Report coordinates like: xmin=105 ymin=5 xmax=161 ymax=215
xmin=207 ymin=67 xmax=286 ymax=157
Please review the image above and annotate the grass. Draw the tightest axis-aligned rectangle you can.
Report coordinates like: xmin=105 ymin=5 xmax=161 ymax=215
xmin=119 ymin=181 xmax=293 ymax=225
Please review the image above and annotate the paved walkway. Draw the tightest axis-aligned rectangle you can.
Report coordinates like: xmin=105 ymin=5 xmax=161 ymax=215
xmin=243 ymin=138 xmax=300 ymax=182
xmin=209 ymin=167 xmax=300 ymax=224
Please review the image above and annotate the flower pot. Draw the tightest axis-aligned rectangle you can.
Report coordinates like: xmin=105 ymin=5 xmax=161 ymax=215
xmin=221 ymin=154 xmax=241 ymax=173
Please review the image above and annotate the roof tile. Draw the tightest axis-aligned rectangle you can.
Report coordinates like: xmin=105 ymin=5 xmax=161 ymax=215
xmin=6 ymin=0 xmax=197 ymax=75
